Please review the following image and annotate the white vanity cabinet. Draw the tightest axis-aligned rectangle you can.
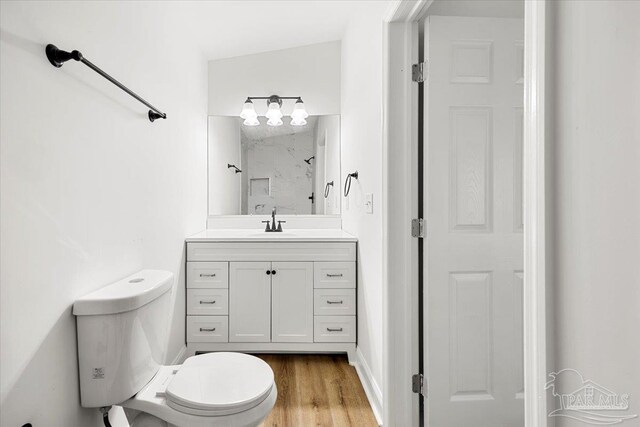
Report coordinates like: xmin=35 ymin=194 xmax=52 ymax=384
xmin=269 ymin=261 xmax=314 ymax=343
xmin=229 ymin=262 xmax=272 ymax=342
xmin=185 ymin=231 xmax=357 ymax=361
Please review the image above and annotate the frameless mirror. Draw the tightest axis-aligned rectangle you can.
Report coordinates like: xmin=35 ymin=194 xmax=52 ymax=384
xmin=208 ymin=115 xmax=340 ymax=215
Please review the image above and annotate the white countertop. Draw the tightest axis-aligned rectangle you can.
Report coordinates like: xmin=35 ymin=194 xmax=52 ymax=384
xmin=186 ymin=229 xmax=357 ymax=243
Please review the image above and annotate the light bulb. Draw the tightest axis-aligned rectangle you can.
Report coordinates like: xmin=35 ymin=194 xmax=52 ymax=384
xmin=290 ymin=117 xmax=307 ymax=126
xmin=240 ymin=98 xmax=257 ymax=119
xmin=267 ymin=117 xmax=283 ymax=126
xmin=291 ymin=98 xmax=309 ymax=121
xmin=265 ymin=101 xmax=283 ymax=120
xmin=243 ymin=117 xmax=260 ymax=126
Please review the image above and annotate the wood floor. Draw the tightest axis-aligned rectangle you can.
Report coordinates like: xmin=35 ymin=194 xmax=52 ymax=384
xmin=255 ymin=354 xmax=378 ymax=427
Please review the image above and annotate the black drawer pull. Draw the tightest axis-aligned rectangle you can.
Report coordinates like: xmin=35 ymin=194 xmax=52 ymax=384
xmin=199 ymin=327 xmax=216 ymax=332
xmin=327 ymin=300 xmax=343 ymax=304
xmin=326 ymin=273 xmax=343 ymax=278
xmin=200 ymin=273 xmax=216 ymax=278
xmin=199 ymin=300 xmax=216 ymax=304
xmin=327 ymin=327 xmax=343 ymax=332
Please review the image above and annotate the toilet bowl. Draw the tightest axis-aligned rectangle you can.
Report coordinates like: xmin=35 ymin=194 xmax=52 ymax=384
xmin=73 ymin=270 xmax=277 ymax=427
xmin=122 ymin=352 xmax=277 ymax=427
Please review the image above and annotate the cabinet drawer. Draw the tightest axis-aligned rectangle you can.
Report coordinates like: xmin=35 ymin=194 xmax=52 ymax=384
xmin=187 ymin=289 xmax=228 ymax=315
xmin=314 ymin=316 xmax=356 ymax=343
xmin=187 ymin=316 xmax=228 ymax=342
xmin=314 ymin=289 xmax=356 ymax=316
xmin=187 ymin=262 xmax=228 ymax=288
xmin=314 ymin=262 xmax=356 ymax=288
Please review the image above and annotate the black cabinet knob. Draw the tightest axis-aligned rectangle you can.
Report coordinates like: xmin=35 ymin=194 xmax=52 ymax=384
xmin=266 ymin=270 xmax=271 ymax=275
xmin=272 ymin=270 xmax=276 ymax=275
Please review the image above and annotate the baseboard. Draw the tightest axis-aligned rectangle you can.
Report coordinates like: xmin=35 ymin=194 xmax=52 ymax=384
xmin=170 ymin=345 xmax=187 ymax=365
xmin=354 ymin=347 xmax=383 ymax=426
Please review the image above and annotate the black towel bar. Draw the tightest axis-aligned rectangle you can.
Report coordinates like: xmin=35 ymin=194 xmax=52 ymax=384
xmin=46 ymin=44 xmax=167 ymax=122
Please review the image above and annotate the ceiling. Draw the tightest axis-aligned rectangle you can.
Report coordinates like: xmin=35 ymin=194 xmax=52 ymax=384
xmin=165 ymin=1 xmax=390 ymax=61
xmin=17 ymin=1 xmax=391 ymax=63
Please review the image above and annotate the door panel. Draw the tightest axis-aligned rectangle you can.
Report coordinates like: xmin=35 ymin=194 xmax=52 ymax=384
xmin=424 ymin=15 xmax=524 ymax=427
xmin=271 ymin=262 xmax=314 ymax=342
xmin=229 ymin=262 xmax=271 ymax=342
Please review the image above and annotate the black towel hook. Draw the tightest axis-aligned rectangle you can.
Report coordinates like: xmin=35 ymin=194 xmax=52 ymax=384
xmin=324 ymin=181 xmax=334 ymax=198
xmin=344 ymin=171 xmax=358 ymax=197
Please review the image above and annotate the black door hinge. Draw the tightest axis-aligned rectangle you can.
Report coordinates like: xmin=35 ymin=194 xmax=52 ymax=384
xmin=412 ymin=62 xmax=426 ymax=83
xmin=412 ymin=373 xmax=426 ymax=396
xmin=411 ymin=218 xmax=425 ymax=238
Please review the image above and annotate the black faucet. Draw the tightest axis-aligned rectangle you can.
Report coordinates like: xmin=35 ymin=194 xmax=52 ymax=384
xmin=262 ymin=207 xmax=285 ymax=232
xmin=271 ymin=207 xmax=277 ymax=231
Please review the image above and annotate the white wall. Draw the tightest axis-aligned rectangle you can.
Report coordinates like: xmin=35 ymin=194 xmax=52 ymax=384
xmin=0 ymin=2 xmax=207 ymax=426
xmin=547 ymin=0 xmax=640 ymax=422
xmin=208 ymin=41 xmax=341 ymax=116
xmin=341 ymin=2 xmax=389 ymax=414
xmin=208 ymin=117 xmax=241 ymax=215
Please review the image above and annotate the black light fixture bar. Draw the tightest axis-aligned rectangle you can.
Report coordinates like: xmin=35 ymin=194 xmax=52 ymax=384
xmin=247 ymin=96 xmax=301 ymax=100
xmin=46 ymin=44 xmax=167 ymax=122
xmin=246 ymin=95 xmax=302 ymax=107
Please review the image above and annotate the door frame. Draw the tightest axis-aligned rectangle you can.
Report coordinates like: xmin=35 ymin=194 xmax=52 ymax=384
xmin=382 ymin=1 xmax=548 ymax=426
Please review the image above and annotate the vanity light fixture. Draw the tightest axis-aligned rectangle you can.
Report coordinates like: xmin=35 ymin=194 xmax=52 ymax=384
xmin=267 ymin=117 xmax=284 ymax=127
xmin=290 ymin=98 xmax=309 ymax=126
xmin=240 ymin=95 xmax=308 ymax=127
xmin=265 ymin=98 xmax=284 ymax=125
xmin=239 ymin=98 xmax=259 ymax=126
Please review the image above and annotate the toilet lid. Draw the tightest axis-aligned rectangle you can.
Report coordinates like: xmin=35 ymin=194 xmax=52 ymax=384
xmin=166 ymin=352 xmax=274 ymax=416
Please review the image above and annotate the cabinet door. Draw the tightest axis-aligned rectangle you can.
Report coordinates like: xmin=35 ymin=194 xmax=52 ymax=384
xmin=271 ymin=262 xmax=314 ymax=343
xmin=229 ymin=262 xmax=271 ymax=342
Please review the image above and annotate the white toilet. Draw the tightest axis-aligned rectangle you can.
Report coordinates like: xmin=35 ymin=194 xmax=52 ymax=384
xmin=73 ymin=270 xmax=276 ymax=427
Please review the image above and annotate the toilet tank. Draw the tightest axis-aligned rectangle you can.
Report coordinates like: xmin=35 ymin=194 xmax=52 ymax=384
xmin=73 ymin=270 xmax=174 ymax=408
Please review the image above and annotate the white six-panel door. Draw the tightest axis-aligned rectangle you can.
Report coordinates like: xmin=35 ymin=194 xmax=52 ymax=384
xmin=271 ymin=262 xmax=314 ymax=342
xmin=229 ymin=261 xmax=271 ymax=342
xmin=424 ymin=15 xmax=524 ymax=427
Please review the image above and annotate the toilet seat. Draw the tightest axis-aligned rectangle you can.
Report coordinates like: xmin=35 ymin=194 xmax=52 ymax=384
xmin=165 ymin=352 xmax=275 ymax=417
